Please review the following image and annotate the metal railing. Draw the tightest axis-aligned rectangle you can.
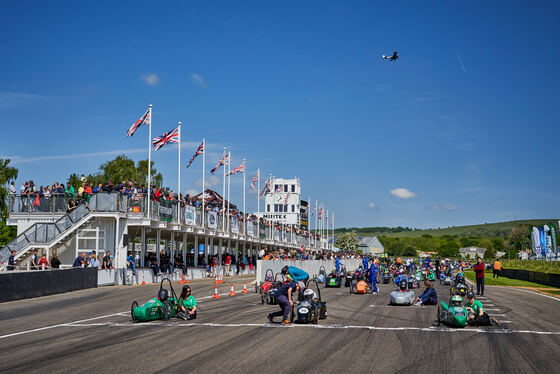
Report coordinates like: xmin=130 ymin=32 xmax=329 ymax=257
xmin=3 ymin=192 xmax=322 ymax=263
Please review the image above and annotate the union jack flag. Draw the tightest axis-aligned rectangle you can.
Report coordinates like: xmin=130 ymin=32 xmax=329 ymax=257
xmin=211 ymin=152 xmax=229 ymax=174
xmin=186 ymin=141 xmax=204 ymax=168
xmin=312 ymin=203 xmax=317 ymax=216
xmin=284 ymin=192 xmax=290 ymax=205
xmin=152 ymin=126 xmax=179 ymax=150
xmin=331 ymin=212 xmax=334 ymax=225
xmin=275 ymin=185 xmax=283 ymax=193
xmin=127 ymin=107 xmax=151 ymax=137
xmin=304 ymin=205 xmax=308 ymax=215
xmin=250 ymin=170 xmax=259 ymax=191
xmin=260 ymin=178 xmax=271 ymax=197
xmin=318 ymin=208 xmax=323 ymax=219
xmin=227 ymin=160 xmax=245 ymax=176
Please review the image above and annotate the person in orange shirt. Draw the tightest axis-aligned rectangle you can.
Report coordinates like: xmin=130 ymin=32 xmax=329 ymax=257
xmin=493 ymin=259 xmax=502 ymax=279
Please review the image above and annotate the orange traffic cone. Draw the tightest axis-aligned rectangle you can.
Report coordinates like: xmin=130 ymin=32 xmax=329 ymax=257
xmin=242 ymin=281 xmax=248 ymax=294
xmin=179 ymin=275 xmax=185 ymax=284
xmin=215 ymin=275 xmax=219 ymax=284
xmin=229 ymin=284 xmax=236 ymax=296
xmin=141 ymin=273 xmax=146 ymax=285
xmin=213 ymin=285 xmax=220 ymax=299
xmin=185 ymin=272 xmax=190 ymax=283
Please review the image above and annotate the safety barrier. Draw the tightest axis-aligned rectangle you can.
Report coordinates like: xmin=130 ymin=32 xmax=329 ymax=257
xmin=256 ymin=259 xmax=363 ymax=283
xmin=0 ymin=267 xmax=98 ymax=303
xmin=500 ymin=268 xmax=560 ymax=288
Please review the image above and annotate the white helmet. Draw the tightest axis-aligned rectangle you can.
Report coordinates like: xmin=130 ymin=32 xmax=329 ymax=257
xmin=303 ymin=289 xmax=315 ymax=300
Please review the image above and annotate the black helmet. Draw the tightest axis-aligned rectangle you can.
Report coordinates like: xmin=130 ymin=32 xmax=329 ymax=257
xmin=281 ymin=265 xmax=289 ymax=274
xmin=467 ymin=290 xmax=475 ymax=298
xmin=399 ymin=280 xmax=407 ymax=290
xmin=158 ymin=288 xmax=169 ymax=302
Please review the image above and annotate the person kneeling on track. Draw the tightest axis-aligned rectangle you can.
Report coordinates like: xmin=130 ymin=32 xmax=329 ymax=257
xmin=415 ymin=281 xmax=437 ymax=306
xmin=465 ymin=291 xmax=500 ymax=326
xmin=178 ymin=285 xmax=198 ymax=320
xmin=267 ymin=280 xmax=300 ymax=325
xmin=281 ymin=265 xmax=309 ymax=284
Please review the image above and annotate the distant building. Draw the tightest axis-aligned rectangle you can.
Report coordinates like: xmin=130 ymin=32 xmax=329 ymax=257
xmin=459 ymin=246 xmax=486 ymax=259
xmin=358 ymin=236 xmax=385 ymax=255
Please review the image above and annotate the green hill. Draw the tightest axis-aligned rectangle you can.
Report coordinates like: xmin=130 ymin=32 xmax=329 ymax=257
xmin=335 ymin=219 xmax=558 ymax=238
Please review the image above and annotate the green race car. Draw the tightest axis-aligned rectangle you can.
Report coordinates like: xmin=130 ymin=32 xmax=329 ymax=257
xmin=131 ymin=278 xmax=180 ymax=322
xmin=437 ymin=295 xmax=467 ymax=328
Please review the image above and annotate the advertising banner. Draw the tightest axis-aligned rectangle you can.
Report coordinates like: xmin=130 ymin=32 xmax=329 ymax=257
xmin=158 ymin=200 xmax=173 ymax=222
xmin=207 ymin=211 xmax=217 ymax=229
xmin=184 ymin=206 xmax=196 ymax=226
xmin=247 ymin=222 xmax=254 ymax=237
xmin=274 ymin=229 xmax=280 ymax=241
xmin=231 ymin=217 xmax=239 ymax=234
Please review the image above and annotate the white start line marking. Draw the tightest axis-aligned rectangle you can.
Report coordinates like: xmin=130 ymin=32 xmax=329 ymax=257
xmin=60 ymin=321 xmax=560 ymax=335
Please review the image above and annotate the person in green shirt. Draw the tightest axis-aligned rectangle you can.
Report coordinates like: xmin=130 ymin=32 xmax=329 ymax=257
xmin=465 ymin=291 xmax=500 ymax=326
xmin=178 ymin=285 xmax=197 ymax=320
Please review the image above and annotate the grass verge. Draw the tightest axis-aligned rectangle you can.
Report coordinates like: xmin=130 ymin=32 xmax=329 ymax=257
xmin=464 ymin=269 xmax=559 ymax=289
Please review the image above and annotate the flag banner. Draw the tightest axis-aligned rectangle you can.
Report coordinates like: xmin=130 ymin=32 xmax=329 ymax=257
xmin=274 ymin=229 xmax=280 ymax=241
xmin=158 ymin=200 xmax=173 ymax=222
xmin=227 ymin=160 xmax=245 ymax=176
xmin=260 ymin=178 xmax=270 ymax=197
xmin=550 ymin=223 xmax=557 ymax=253
xmin=186 ymin=141 xmax=204 ymax=168
xmin=284 ymin=192 xmax=290 ymax=205
xmin=153 ymin=126 xmax=179 ymax=150
xmin=127 ymin=107 xmax=151 ymax=137
xmin=282 ymin=230 xmax=287 ymax=242
xmin=184 ymin=205 xmax=196 ymax=226
xmin=539 ymin=227 xmax=546 ymax=256
xmin=318 ymin=208 xmax=323 ymax=219
xmin=259 ymin=224 xmax=266 ymax=238
xmin=531 ymin=227 xmax=539 ymax=255
xmin=292 ymin=233 xmax=297 ymax=244
xmin=247 ymin=222 xmax=254 ymax=236
xmin=207 ymin=211 xmax=217 ymax=229
xmin=231 ymin=217 xmax=239 ymax=234
xmin=312 ymin=204 xmax=317 ymax=216
xmin=275 ymin=185 xmax=283 ymax=193
xmin=250 ymin=171 xmax=258 ymax=191
xmin=211 ymin=152 xmax=229 ymax=174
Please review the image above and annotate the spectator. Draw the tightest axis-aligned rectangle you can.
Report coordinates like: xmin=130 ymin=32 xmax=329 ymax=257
xmin=65 ymin=184 xmax=75 ymax=198
xmin=473 ymin=257 xmax=485 ymax=296
xmin=73 ymin=252 xmax=87 ymax=267
xmin=493 ymin=258 xmax=501 ymax=279
xmin=224 ymin=253 xmax=232 ymax=276
xmin=7 ymin=250 xmax=16 ymax=271
xmin=30 ymin=249 xmax=39 ymax=270
xmin=51 ymin=253 xmax=61 ymax=269
xmin=9 ymin=181 xmax=16 ymax=211
xmin=67 ymin=199 xmax=76 ymax=213
xmin=38 ymin=253 xmax=49 ymax=269
xmin=89 ymin=252 xmax=99 ymax=268
xmin=102 ymin=251 xmax=112 ymax=269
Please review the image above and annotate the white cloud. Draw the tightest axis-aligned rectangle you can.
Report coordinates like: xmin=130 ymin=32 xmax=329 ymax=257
xmin=194 ymin=175 xmax=221 ymax=189
xmin=191 ymin=73 xmax=206 ymax=88
xmin=140 ymin=73 xmax=160 ymax=86
xmin=185 ymin=189 xmax=199 ymax=197
xmin=432 ymin=204 xmax=457 ymax=211
xmin=368 ymin=202 xmax=376 ymax=210
xmin=390 ymin=188 xmax=418 ymax=199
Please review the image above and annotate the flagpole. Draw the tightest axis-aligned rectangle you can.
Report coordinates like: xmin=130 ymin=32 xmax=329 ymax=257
xmin=177 ymin=122 xmax=181 ymax=218
xmin=242 ymin=158 xmax=246 ymax=235
xmin=308 ymin=195 xmax=311 ymax=248
xmin=227 ymin=151 xmax=231 ymax=231
xmin=222 ymin=147 xmax=226 ymax=231
xmin=147 ymin=104 xmax=152 ymax=220
xmin=202 ymin=138 xmax=206 ymax=229
xmin=256 ymin=169 xmax=260 ymax=240
xmin=314 ymin=200 xmax=318 ymax=251
xmin=326 ymin=209 xmax=329 ymax=251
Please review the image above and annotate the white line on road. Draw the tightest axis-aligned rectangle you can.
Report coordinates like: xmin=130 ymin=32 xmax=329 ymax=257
xmin=489 ymin=314 xmax=507 ymax=317
xmin=62 ymin=321 xmax=560 ymax=335
xmin=485 ymin=309 xmax=501 ymax=311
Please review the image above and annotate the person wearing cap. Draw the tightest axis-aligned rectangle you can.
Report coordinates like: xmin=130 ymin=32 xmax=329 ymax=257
xmin=465 ymin=291 xmax=500 ymax=326
xmin=415 ymin=281 xmax=437 ymax=306
xmin=281 ymin=265 xmax=309 ymax=283
xmin=267 ymin=280 xmax=299 ymax=325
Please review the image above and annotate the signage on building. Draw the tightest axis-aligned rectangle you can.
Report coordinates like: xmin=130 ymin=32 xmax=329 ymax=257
xmin=185 ymin=206 xmax=196 ymax=226
xmin=159 ymin=201 xmax=173 ymax=222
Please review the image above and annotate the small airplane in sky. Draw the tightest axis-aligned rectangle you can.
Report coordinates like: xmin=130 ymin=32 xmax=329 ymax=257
xmin=382 ymin=51 xmax=399 ymax=61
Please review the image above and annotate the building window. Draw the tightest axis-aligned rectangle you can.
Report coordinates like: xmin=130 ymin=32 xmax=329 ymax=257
xmin=267 ymin=204 xmax=270 ymax=212
xmin=291 ymin=205 xmax=295 ymax=212
xmin=284 ymin=185 xmax=288 ymax=192
xmin=291 ymin=184 xmax=295 ymax=193
xmin=274 ymin=185 xmax=279 ymax=191
xmin=284 ymin=205 xmax=288 ymax=212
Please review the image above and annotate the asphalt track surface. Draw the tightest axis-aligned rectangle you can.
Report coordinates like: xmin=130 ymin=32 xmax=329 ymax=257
xmin=1 ymin=274 xmax=560 ymax=373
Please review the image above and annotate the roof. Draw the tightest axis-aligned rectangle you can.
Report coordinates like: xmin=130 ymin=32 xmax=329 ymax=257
xmin=192 ymin=189 xmax=237 ymax=210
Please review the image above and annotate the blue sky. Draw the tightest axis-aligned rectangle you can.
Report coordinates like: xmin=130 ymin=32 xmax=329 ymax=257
xmin=1 ymin=1 xmax=559 ymax=228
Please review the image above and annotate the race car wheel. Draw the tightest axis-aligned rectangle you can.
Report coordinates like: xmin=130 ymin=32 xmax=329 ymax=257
xmin=313 ymin=306 xmax=319 ymax=324
xmin=130 ymin=301 xmax=138 ymax=321
xmin=162 ymin=302 xmax=172 ymax=320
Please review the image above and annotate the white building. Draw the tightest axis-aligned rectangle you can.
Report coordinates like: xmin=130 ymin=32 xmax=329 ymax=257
xmin=255 ymin=177 xmax=307 ymax=227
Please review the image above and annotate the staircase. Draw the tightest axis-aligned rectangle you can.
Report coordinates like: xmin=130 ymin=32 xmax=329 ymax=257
xmin=0 ymin=193 xmax=126 ymax=270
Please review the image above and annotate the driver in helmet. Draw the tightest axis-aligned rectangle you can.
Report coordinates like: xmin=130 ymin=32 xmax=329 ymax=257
xmin=158 ymin=288 xmax=168 ymax=304
xmin=465 ymin=291 xmax=500 ymax=326
xmin=303 ymin=288 xmax=315 ymax=301
xmin=398 ymin=280 xmax=407 ymax=292
xmin=450 ymin=295 xmax=463 ymax=307
xmin=281 ymin=265 xmax=309 ymax=284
